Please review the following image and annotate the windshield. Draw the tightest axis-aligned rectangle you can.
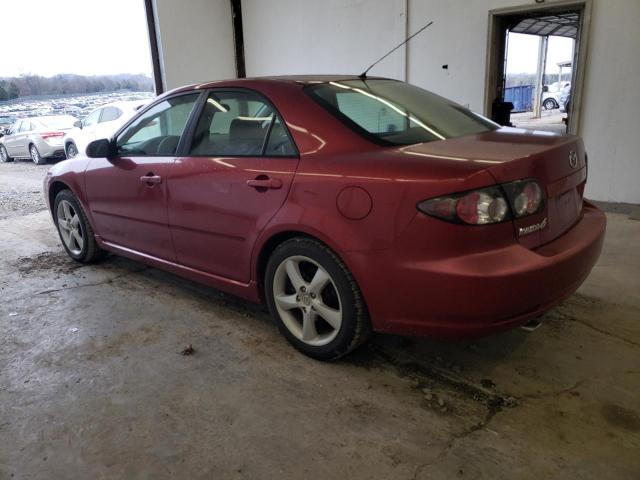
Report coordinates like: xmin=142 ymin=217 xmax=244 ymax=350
xmin=39 ymin=115 xmax=77 ymax=130
xmin=306 ymin=79 xmax=497 ymax=146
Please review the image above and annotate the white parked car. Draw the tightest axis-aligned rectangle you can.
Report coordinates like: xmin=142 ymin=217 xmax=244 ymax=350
xmin=541 ymin=81 xmax=571 ymax=110
xmin=63 ymin=100 xmax=149 ymax=158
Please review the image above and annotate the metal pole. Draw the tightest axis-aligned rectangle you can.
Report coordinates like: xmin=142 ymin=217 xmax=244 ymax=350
xmin=533 ymin=35 xmax=548 ymax=119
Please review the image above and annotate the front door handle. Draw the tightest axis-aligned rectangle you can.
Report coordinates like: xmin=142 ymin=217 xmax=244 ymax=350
xmin=140 ymin=174 xmax=162 ymax=186
xmin=246 ymin=177 xmax=282 ymax=190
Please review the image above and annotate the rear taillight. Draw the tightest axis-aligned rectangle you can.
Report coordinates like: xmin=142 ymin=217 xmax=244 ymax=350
xmin=501 ymin=180 xmax=544 ymax=217
xmin=41 ymin=132 xmax=65 ymax=140
xmin=418 ymin=186 xmax=509 ymax=225
xmin=417 ymin=179 xmax=544 ymax=225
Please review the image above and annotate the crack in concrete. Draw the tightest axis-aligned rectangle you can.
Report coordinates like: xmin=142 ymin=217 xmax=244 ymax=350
xmin=8 ymin=267 xmax=150 ymax=303
xmin=518 ymin=379 xmax=585 ymax=401
xmin=570 ymin=317 xmax=640 ymax=348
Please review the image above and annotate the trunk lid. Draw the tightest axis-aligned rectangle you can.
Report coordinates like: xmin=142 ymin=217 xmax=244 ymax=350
xmin=402 ymin=128 xmax=587 ymax=248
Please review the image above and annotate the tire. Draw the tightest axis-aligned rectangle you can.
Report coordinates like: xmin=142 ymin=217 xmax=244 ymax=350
xmin=66 ymin=142 xmax=78 ymax=159
xmin=265 ymin=237 xmax=370 ymax=361
xmin=53 ymin=189 xmax=105 ymax=263
xmin=0 ymin=145 xmax=12 ymax=163
xmin=30 ymin=144 xmax=46 ymax=165
xmin=543 ymin=98 xmax=558 ymax=110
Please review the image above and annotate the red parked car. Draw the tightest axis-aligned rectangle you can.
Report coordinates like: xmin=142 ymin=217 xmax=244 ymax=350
xmin=44 ymin=76 xmax=606 ymax=360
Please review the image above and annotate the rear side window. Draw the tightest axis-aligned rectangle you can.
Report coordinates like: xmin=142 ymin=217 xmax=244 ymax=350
xmin=100 ymin=107 xmax=122 ymax=123
xmin=189 ymin=90 xmax=296 ymax=157
xmin=116 ymin=93 xmax=199 ymax=156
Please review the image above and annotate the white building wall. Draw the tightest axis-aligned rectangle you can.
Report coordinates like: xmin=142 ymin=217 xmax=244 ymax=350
xmin=242 ymin=0 xmax=407 ymax=80
xmin=153 ymin=0 xmax=640 ymax=203
xmin=405 ymin=0 xmax=640 ymax=203
xmin=152 ymin=0 xmax=236 ymax=90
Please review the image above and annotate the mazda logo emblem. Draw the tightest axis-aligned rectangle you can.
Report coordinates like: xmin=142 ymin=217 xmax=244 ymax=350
xmin=569 ymin=150 xmax=578 ymax=169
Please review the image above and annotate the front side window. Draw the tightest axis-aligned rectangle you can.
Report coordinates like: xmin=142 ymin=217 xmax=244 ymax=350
xmin=116 ymin=94 xmax=199 ymax=156
xmin=307 ymin=79 xmax=498 ymax=146
xmin=19 ymin=121 xmax=32 ymax=133
xmin=83 ymin=109 xmax=102 ymax=128
xmin=189 ymin=90 xmax=295 ymax=157
xmin=100 ymin=107 xmax=122 ymax=123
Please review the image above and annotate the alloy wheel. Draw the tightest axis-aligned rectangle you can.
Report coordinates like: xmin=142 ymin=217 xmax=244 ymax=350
xmin=56 ymin=199 xmax=84 ymax=255
xmin=0 ymin=146 xmax=7 ymax=162
xmin=272 ymin=255 xmax=342 ymax=346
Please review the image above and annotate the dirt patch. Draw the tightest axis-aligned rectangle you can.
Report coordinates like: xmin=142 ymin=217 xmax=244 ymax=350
xmin=600 ymin=404 xmax=640 ymax=432
xmin=14 ymin=251 xmax=84 ymax=275
xmin=348 ymin=343 xmax=518 ymax=430
xmin=0 ymin=189 xmax=47 ymax=220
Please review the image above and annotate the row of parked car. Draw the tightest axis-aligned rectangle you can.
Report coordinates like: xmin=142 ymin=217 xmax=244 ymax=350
xmin=0 ymin=100 xmax=149 ymax=164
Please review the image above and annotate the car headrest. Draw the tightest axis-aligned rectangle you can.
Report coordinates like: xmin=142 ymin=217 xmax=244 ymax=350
xmin=230 ymin=118 xmax=264 ymax=142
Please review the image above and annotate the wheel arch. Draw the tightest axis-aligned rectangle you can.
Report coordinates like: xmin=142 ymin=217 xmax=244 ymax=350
xmin=48 ymin=180 xmax=72 ymax=216
xmin=253 ymin=228 xmax=354 ymax=302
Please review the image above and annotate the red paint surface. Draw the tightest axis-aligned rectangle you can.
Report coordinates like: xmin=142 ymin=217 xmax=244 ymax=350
xmin=44 ymin=76 xmax=606 ymax=338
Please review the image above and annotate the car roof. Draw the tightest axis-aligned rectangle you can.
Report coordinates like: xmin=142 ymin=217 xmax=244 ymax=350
xmin=169 ymin=75 xmax=393 ymax=94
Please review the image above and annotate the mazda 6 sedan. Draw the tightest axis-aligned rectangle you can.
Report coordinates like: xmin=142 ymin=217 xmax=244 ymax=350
xmin=43 ymin=76 xmax=606 ymax=360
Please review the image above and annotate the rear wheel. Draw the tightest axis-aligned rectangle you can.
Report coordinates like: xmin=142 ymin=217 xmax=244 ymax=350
xmin=265 ymin=238 xmax=370 ymax=361
xmin=30 ymin=144 xmax=46 ymax=165
xmin=54 ymin=190 xmax=105 ymax=263
xmin=0 ymin=145 xmax=12 ymax=163
xmin=66 ymin=142 xmax=78 ymax=159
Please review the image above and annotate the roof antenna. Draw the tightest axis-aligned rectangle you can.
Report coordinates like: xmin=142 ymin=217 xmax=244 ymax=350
xmin=359 ymin=20 xmax=434 ymax=79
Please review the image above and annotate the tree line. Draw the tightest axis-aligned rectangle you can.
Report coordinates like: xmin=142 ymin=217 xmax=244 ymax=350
xmin=0 ymin=73 xmax=154 ymax=101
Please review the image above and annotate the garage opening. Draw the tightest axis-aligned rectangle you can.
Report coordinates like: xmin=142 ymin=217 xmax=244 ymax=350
xmin=484 ymin=1 xmax=591 ymax=135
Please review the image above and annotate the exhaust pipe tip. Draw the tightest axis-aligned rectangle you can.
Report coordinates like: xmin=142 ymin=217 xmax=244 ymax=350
xmin=520 ymin=316 xmax=544 ymax=332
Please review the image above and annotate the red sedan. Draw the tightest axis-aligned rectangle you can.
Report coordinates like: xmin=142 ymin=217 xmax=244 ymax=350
xmin=44 ymin=76 xmax=606 ymax=360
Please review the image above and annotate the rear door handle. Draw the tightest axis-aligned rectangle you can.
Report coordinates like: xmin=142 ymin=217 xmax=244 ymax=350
xmin=140 ymin=174 xmax=162 ymax=185
xmin=246 ymin=177 xmax=282 ymax=190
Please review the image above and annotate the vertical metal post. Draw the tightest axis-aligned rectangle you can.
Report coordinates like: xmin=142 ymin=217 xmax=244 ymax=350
xmin=533 ymin=35 xmax=548 ymax=118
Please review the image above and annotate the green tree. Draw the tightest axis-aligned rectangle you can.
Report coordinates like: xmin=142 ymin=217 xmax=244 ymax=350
xmin=7 ymin=82 xmax=20 ymax=99
xmin=0 ymin=85 xmax=8 ymax=101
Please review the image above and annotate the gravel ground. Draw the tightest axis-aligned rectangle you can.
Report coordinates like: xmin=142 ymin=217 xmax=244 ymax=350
xmin=0 ymin=160 xmax=52 ymax=220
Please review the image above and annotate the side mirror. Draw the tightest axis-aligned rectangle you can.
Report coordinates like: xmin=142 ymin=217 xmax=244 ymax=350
xmin=542 ymin=86 xmax=549 ymax=93
xmin=73 ymin=120 xmax=83 ymax=129
xmin=86 ymin=138 xmax=116 ymax=159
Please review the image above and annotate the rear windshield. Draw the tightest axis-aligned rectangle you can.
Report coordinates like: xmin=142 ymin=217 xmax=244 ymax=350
xmin=306 ymin=79 xmax=497 ymax=146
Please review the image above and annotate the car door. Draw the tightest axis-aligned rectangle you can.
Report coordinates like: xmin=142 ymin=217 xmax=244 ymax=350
xmin=167 ymin=89 xmax=299 ymax=283
xmin=3 ymin=121 xmax=21 ymax=156
xmin=84 ymin=93 xmax=201 ymax=260
xmin=15 ymin=121 xmax=34 ymax=156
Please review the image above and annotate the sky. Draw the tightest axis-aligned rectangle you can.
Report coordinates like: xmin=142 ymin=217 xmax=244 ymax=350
xmin=0 ymin=0 xmax=152 ymax=78
xmin=506 ymin=32 xmax=575 ymax=75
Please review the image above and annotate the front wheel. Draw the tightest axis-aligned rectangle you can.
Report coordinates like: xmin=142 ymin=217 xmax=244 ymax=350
xmin=543 ymin=98 xmax=558 ymax=110
xmin=265 ymin=238 xmax=370 ymax=360
xmin=54 ymin=190 xmax=105 ymax=263
xmin=30 ymin=145 xmax=46 ymax=165
xmin=0 ymin=145 xmax=12 ymax=163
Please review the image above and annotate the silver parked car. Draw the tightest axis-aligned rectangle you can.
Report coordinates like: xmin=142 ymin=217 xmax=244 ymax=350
xmin=0 ymin=115 xmax=77 ymax=164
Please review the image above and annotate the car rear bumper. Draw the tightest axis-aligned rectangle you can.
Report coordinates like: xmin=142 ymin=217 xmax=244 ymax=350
xmin=347 ymin=200 xmax=606 ymax=339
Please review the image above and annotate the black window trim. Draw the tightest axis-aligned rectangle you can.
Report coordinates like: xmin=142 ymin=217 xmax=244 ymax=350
xmin=177 ymin=87 xmax=299 ymax=159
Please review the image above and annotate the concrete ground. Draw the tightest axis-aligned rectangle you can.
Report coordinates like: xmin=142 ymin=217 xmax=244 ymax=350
xmin=511 ymin=110 xmax=568 ymax=134
xmin=1 ymin=161 xmax=639 ymax=479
